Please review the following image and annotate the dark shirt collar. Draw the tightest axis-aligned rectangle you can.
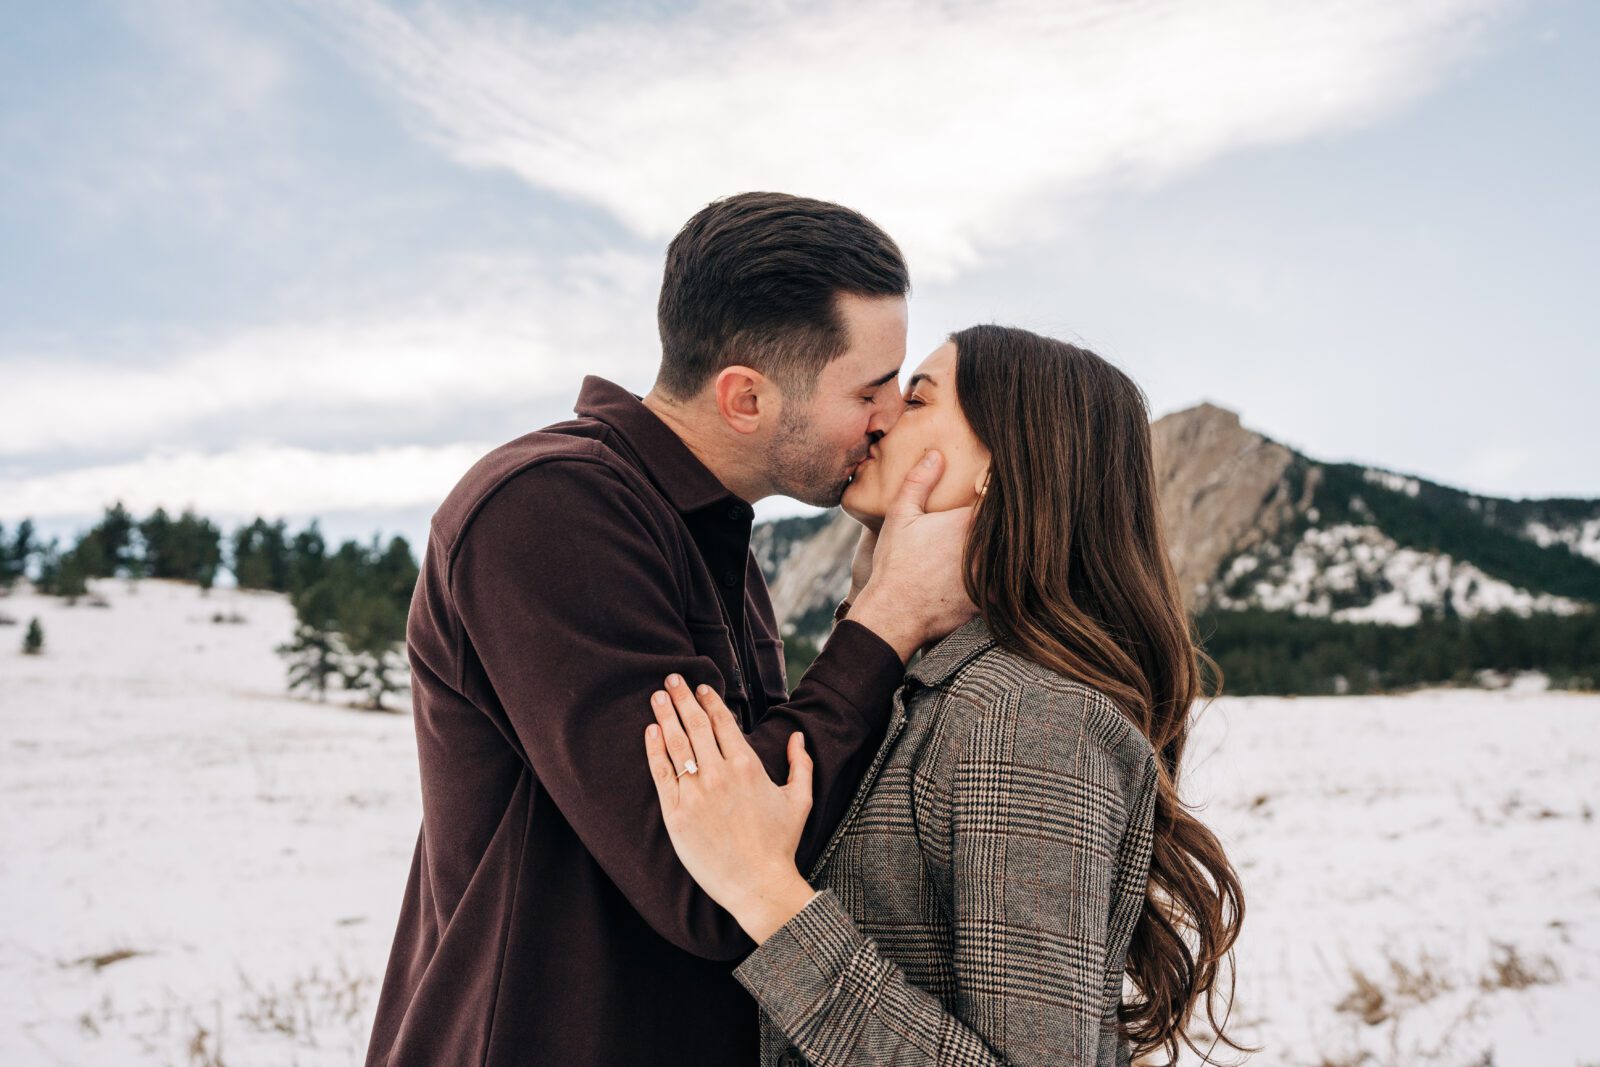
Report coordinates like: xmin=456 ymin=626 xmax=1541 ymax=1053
xmin=574 ymin=375 xmax=752 ymax=518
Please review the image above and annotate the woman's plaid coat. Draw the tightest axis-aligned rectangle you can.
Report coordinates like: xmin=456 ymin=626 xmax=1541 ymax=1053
xmin=733 ymin=614 xmax=1161 ymax=1066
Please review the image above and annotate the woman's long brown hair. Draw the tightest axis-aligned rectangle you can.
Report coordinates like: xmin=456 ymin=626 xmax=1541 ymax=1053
xmin=951 ymin=324 xmax=1253 ymax=1065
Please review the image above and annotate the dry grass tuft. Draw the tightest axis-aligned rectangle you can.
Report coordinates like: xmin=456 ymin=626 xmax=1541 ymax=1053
xmin=1478 ymin=941 xmax=1559 ymax=991
xmin=1333 ymin=945 xmax=1452 ymax=1036
xmin=1383 ymin=946 xmax=1453 ymax=1004
xmin=66 ymin=947 xmax=146 ymax=971
xmin=187 ymin=1020 xmax=225 ymax=1067
xmin=1311 ymin=1053 xmax=1373 ymax=1067
xmin=1335 ymin=966 xmax=1389 ymax=1025
xmin=184 ymin=1003 xmax=227 ymax=1067
xmin=235 ymin=957 xmax=374 ymax=1042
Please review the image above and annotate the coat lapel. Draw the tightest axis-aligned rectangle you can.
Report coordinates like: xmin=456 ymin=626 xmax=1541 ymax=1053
xmin=805 ymin=616 xmax=997 ymax=880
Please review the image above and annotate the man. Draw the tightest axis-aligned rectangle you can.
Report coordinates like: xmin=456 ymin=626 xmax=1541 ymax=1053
xmin=365 ymin=192 xmax=974 ymax=1066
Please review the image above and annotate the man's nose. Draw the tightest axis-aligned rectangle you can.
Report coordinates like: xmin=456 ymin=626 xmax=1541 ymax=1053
xmin=871 ymin=392 xmax=906 ymax=435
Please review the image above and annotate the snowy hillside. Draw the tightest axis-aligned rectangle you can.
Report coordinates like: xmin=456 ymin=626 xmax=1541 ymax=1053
xmin=1 ymin=578 xmax=1596 ymax=1065
xmin=1195 ymin=456 xmax=1600 ymax=625
xmin=1210 ymin=522 xmax=1587 ymax=625
xmin=1 ymin=579 xmax=420 ymax=1065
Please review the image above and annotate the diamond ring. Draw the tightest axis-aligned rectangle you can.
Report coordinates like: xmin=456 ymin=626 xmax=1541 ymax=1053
xmin=675 ymin=759 xmax=699 ymax=779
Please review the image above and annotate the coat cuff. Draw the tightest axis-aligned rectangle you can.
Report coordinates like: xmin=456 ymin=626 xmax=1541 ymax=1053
xmin=733 ymin=888 xmax=865 ymax=1035
xmin=801 ymin=620 xmax=903 ymax=719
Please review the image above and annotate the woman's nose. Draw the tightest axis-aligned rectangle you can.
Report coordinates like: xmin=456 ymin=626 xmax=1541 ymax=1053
xmin=871 ymin=393 xmax=906 ymax=435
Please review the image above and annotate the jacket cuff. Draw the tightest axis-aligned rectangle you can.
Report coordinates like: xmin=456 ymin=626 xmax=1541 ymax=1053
xmin=801 ymin=620 xmax=903 ymax=717
xmin=733 ymin=889 xmax=865 ymax=1035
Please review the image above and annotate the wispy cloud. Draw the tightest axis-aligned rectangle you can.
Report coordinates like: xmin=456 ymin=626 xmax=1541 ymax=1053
xmin=2 ymin=251 xmax=659 ymax=460
xmin=0 ymin=441 xmax=494 ymax=520
xmin=2 ymin=0 xmax=294 ymax=227
xmin=308 ymin=0 xmax=1506 ymax=279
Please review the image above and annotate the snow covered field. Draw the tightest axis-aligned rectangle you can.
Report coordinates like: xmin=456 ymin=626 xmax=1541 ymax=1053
xmin=1 ymin=578 xmax=1594 ymax=1066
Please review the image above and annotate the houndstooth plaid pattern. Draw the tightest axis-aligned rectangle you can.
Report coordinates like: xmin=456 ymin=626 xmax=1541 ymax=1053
xmin=734 ymin=614 xmax=1160 ymax=1066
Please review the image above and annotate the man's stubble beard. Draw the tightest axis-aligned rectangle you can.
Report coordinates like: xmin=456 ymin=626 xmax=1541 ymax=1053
xmin=763 ymin=402 xmax=866 ymax=509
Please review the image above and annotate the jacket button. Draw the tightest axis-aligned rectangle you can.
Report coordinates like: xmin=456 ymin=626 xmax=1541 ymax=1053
xmin=777 ymin=1048 xmax=807 ymax=1067
xmin=721 ymin=569 xmax=740 ymax=587
xmin=727 ymin=502 xmax=748 ymax=521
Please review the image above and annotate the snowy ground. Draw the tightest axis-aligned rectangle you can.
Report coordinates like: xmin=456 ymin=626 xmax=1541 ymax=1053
xmin=1 ymin=578 xmax=1595 ymax=1066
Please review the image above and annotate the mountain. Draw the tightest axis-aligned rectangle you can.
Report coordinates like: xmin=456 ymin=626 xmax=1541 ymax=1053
xmin=754 ymin=404 xmax=1600 ymax=694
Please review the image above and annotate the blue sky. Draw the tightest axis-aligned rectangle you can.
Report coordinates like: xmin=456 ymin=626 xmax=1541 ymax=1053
xmin=2 ymin=0 xmax=1596 ymax=554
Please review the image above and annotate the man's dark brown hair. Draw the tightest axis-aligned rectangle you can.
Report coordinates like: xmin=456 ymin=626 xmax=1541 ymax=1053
xmin=655 ymin=191 xmax=910 ymax=400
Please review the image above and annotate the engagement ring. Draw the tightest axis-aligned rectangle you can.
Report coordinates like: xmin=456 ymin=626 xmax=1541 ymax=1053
xmin=675 ymin=759 xmax=698 ymax=778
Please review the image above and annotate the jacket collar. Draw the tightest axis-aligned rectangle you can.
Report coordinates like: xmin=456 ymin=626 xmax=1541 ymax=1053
xmin=906 ymin=614 xmax=997 ymax=688
xmin=573 ymin=375 xmax=749 ymax=517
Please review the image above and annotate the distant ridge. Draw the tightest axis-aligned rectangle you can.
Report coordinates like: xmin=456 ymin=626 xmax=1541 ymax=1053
xmin=754 ymin=404 xmax=1600 ymax=692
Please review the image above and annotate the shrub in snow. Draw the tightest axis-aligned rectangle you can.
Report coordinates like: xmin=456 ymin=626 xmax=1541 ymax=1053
xmin=276 ymin=623 xmax=346 ymax=703
xmin=22 ymin=617 xmax=43 ymax=655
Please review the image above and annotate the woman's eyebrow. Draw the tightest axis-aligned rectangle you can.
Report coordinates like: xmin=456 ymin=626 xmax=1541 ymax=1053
xmin=906 ymin=373 xmax=938 ymax=390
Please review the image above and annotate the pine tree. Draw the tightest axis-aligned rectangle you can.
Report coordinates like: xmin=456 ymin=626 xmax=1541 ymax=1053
xmin=121 ymin=525 xmax=150 ymax=581
xmin=33 ymin=537 xmax=61 ymax=593
xmin=0 ymin=521 xmax=24 ymax=588
xmin=231 ymin=519 xmax=275 ymax=590
xmin=280 ymin=531 xmax=416 ymax=711
xmin=229 ymin=517 xmax=293 ymax=591
xmin=275 ymin=623 xmax=344 ymax=702
xmin=288 ymin=521 xmax=327 ymax=595
xmin=341 ymin=644 xmax=407 ymax=712
xmin=11 ymin=518 xmax=34 ymax=582
xmin=172 ymin=509 xmax=223 ymax=590
xmin=375 ymin=535 xmax=420 ymax=606
xmin=22 ymin=617 xmax=43 ymax=655
xmin=262 ymin=518 xmax=291 ymax=590
xmin=337 ymin=581 xmax=409 ymax=711
xmin=84 ymin=502 xmax=136 ymax=577
xmin=55 ymin=548 xmax=89 ymax=604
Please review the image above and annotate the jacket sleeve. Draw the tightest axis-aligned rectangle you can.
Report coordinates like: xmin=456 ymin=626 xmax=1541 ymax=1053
xmin=448 ymin=458 xmax=904 ymax=961
xmin=733 ymin=682 xmax=1151 ymax=1065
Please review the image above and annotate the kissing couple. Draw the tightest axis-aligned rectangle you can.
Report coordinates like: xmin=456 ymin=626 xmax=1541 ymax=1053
xmin=366 ymin=192 xmax=1249 ymax=1066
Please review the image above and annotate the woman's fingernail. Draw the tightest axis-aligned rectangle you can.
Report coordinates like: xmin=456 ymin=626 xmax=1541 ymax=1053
xmin=651 ymin=691 xmax=668 ymax=706
xmin=667 ymin=674 xmax=683 ymax=688
xmin=697 ymin=685 xmax=712 ymax=697
xmin=920 ymin=450 xmax=940 ymax=467
xmin=647 ymin=724 xmax=659 ymax=739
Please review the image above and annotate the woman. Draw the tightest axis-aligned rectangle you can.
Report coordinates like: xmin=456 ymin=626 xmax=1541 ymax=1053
xmin=643 ymin=325 xmax=1249 ymax=1066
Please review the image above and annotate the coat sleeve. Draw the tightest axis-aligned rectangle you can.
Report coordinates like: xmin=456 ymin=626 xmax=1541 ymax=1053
xmin=448 ymin=458 xmax=904 ymax=961
xmin=733 ymin=682 xmax=1150 ymax=1065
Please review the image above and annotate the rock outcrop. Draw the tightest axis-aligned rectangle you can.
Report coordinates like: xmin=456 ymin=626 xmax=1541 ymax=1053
xmin=1150 ymin=402 xmax=1311 ymax=609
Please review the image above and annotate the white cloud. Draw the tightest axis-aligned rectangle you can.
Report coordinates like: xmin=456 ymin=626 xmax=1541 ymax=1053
xmin=0 ymin=251 xmax=660 ymax=459
xmin=0 ymin=442 xmax=495 ymax=520
xmin=10 ymin=0 xmax=295 ymax=226
xmin=307 ymin=0 xmax=1506 ymax=279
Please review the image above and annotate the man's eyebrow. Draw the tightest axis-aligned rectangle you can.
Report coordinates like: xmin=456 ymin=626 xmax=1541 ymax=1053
xmin=856 ymin=368 xmax=901 ymax=391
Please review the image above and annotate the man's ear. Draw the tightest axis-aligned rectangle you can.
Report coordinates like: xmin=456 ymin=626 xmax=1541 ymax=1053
xmin=712 ymin=365 xmax=771 ymax=436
